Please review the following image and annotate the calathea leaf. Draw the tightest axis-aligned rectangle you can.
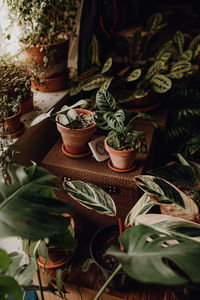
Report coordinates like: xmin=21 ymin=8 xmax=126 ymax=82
xmin=0 ymin=164 xmax=74 ymax=240
xmin=125 ymin=193 xmax=155 ymax=227
xmin=173 ymin=30 xmax=184 ymax=54
xmin=126 ymin=69 xmax=141 ymax=82
xmin=145 ymin=60 xmax=164 ymax=80
xmin=93 ymin=111 xmax=111 ymax=130
xmin=181 ymin=49 xmax=193 ymax=61
xmin=63 ymin=180 xmax=116 ymax=216
xmin=147 ymin=12 xmax=162 ymax=31
xmin=95 ymin=88 xmax=116 ymax=111
xmin=101 ymin=57 xmax=112 ymax=74
xmin=155 ymin=40 xmax=173 ymax=60
xmin=91 ymin=35 xmax=101 ymax=67
xmin=189 ymin=34 xmax=200 ymax=51
xmin=103 ymin=110 xmax=125 ymax=132
xmin=81 ymin=74 xmax=109 ymax=91
xmin=170 ymin=60 xmax=192 ymax=74
xmin=107 ymin=223 xmax=200 ymax=285
xmin=151 ymin=74 xmax=172 ymax=93
xmin=101 ymin=77 xmax=113 ymax=90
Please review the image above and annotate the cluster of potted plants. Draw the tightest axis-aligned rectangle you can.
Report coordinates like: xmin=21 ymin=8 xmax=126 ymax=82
xmin=4 ymin=0 xmax=81 ymax=92
xmin=0 ymin=54 xmax=32 ymax=138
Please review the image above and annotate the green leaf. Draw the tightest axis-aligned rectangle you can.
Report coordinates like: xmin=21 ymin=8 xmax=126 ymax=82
xmin=147 ymin=12 xmax=162 ymax=31
xmin=95 ymin=88 xmax=116 ymax=111
xmin=56 ymin=268 xmax=63 ymax=296
xmin=101 ymin=77 xmax=113 ymax=90
xmin=145 ymin=60 xmax=164 ymax=80
xmin=181 ymin=50 xmax=193 ymax=61
xmin=63 ymin=180 xmax=116 ymax=216
xmin=81 ymin=74 xmax=109 ymax=91
xmin=173 ymin=31 xmax=184 ymax=54
xmin=0 ymin=249 xmax=9 ymax=271
xmin=132 ymin=29 xmax=141 ymax=52
xmin=82 ymin=258 xmax=94 ymax=272
xmin=126 ymin=69 xmax=141 ymax=82
xmin=93 ymin=111 xmax=111 ymax=130
xmin=170 ymin=60 xmax=192 ymax=74
xmin=0 ymin=164 xmax=74 ymax=240
xmin=151 ymin=74 xmax=172 ymax=93
xmin=107 ymin=222 xmax=200 ymax=285
xmin=91 ymin=35 xmax=101 ymax=67
xmin=0 ymin=276 xmax=22 ymax=300
xmin=101 ymin=57 xmax=112 ymax=74
xmin=189 ymin=34 xmax=200 ymax=51
xmin=155 ymin=40 xmax=173 ymax=60
xmin=103 ymin=110 xmax=125 ymax=132
xmin=125 ymin=193 xmax=155 ymax=227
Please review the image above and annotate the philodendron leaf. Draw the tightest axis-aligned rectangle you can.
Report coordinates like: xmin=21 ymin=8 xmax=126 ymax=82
xmin=0 ymin=164 xmax=74 ymax=240
xmin=0 ymin=249 xmax=9 ymax=270
xmin=95 ymin=88 xmax=116 ymax=111
xmin=101 ymin=57 xmax=112 ymax=74
xmin=125 ymin=193 xmax=155 ymax=227
xmin=151 ymin=74 xmax=172 ymax=93
xmin=0 ymin=277 xmax=22 ymax=300
xmin=63 ymin=180 xmax=116 ymax=216
xmin=126 ymin=69 xmax=141 ymax=82
xmin=134 ymin=175 xmax=199 ymax=221
xmin=107 ymin=222 xmax=200 ymax=285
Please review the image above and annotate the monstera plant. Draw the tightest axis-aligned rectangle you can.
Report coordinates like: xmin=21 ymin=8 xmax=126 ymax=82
xmin=0 ymin=163 xmax=77 ymax=300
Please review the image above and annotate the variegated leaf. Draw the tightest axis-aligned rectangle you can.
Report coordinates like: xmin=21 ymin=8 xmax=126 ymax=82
xmin=151 ymin=74 xmax=172 ymax=93
xmin=101 ymin=57 xmax=112 ymax=74
xmin=126 ymin=69 xmax=141 ymax=82
xmin=81 ymin=75 xmax=108 ymax=91
xmin=189 ymin=34 xmax=200 ymax=51
xmin=63 ymin=180 xmax=116 ymax=216
xmin=69 ymin=84 xmax=82 ymax=96
xmin=155 ymin=40 xmax=173 ymax=60
xmin=95 ymin=88 xmax=116 ymax=111
xmin=125 ymin=193 xmax=155 ymax=227
xmin=159 ymin=51 xmax=171 ymax=62
xmin=147 ymin=12 xmax=162 ymax=31
xmin=93 ymin=111 xmax=111 ymax=130
xmin=145 ymin=60 xmax=164 ymax=80
xmin=134 ymin=175 xmax=199 ymax=221
xmin=104 ymin=110 xmax=125 ymax=132
xmin=170 ymin=60 xmax=192 ymax=74
xmin=173 ymin=31 xmax=184 ymax=54
xmin=101 ymin=77 xmax=113 ymax=90
xmin=136 ymin=214 xmax=200 ymax=242
xmin=181 ymin=50 xmax=193 ymax=61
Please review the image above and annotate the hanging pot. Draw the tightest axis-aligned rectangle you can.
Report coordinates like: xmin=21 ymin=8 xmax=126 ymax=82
xmin=56 ymin=108 xmax=97 ymax=155
xmin=104 ymin=138 xmax=137 ymax=172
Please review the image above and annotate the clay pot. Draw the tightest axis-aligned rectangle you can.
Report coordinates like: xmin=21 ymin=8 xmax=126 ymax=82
xmin=104 ymin=138 xmax=137 ymax=171
xmin=56 ymin=108 xmax=97 ymax=155
xmin=31 ymin=72 xmax=68 ymax=93
xmin=21 ymin=93 xmax=34 ymax=114
xmin=3 ymin=107 xmax=24 ymax=137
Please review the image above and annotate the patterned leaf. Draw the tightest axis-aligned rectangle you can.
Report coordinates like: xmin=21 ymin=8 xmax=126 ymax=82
xmin=93 ymin=111 xmax=111 ymax=130
xmin=181 ymin=50 xmax=193 ymax=61
xmin=101 ymin=77 xmax=113 ymax=90
xmin=189 ymin=34 xmax=200 ymax=51
xmin=103 ymin=110 xmax=125 ymax=132
xmin=145 ymin=60 xmax=164 ymax=80
xmin=170 ymin=60 xmax=192 ymax=74
xmin=63 ymin=180 xmax=116 ymax=216
xmin=69 ymin=84 xmax=82 ymax=96
xmin=81 ymin=74 xmax=109 ymax=91
xmin=125 ymin=193 xmax=155 ymax=227
xmin=155 ymin=40 xmax=173 ymax=60
xmin=91 ymin=35 xmax=101 ymax=67
xmin=151 ymin=74 xmax=172 ymax=93
xmin=173 ymin=31 xmax=184 ymax=54
xmin=147 ymin=12 xmax=162 ymax=31
xmin=101 ymin=57 xmax=112 ymax=74
xmin=126 ymin=69 xmax=141 ymax=82
xmin=95 ymin=88 xmax=116 ymax=111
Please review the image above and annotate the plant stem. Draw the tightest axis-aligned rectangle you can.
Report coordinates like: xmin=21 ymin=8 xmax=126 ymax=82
xmin=117 ymin=217 xmax=124 ymax=251
xmin=94 ymin=263 xmax=122 ymax=300
xmin=37 ymin=267 xmax=45 ymax=300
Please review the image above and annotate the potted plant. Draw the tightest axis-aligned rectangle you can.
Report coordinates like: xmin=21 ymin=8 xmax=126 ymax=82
xmin=5 ymin=0 xmax=81 ymax=92
xmin=31 ymin=99 xmax=97 ymax=157
xmin=94 ymin=88 xmax=157 ymax=171
xmin=0 ymin=54 xmax=32 ymax=137
xmin=0 ymin=162 xmax=77 ymax=300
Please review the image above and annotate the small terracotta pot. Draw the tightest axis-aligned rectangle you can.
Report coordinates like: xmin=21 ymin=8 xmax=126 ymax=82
xmin=104 ymin=138 xmax=137 ymax=170
xmin=56 ymin=108 xmax=97 ymax=155
xmin=21 ymin=93 xmax=34 ymax=114
xmin=3 ymin=107 xmax=24 ymax=136
xmin=31 ymin=72 xmax=68 ymax=93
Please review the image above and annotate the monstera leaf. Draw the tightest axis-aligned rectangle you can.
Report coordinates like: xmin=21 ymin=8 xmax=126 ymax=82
xmin=0 ymin=164 xmax=74 ymax=240
xmin=63 ymin=180 xmax=116 ymax=216
xmin=107 ymin=220 xmax=200 ymax=285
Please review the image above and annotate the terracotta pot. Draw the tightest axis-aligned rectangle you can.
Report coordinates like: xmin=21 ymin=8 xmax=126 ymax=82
xmin=23 ymin=38 xmax=69 ymax=79
xmin=56 ymin=108 xmax=97 ymax=155
xmin=3 ymin=107 xmax=24 ymax=137
xmin=21 ymin=93 xmax=34 ymax=114
xmin=31 ymin=72 xmax=68 ymax=93
xmin=104 ymin=138 xmax=137 ymax=170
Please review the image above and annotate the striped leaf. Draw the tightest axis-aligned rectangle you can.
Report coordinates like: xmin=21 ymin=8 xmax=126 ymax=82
xmin=63 ymin=180 xmax=116 ymax=216
xmin=181 ymin=50 xmax=193 ymax=61
xmin=151 ymin=74 xmax=172 ymax=93
xmin=125 ymin=193 xmax=155 ymax=227
xmin=126 ymin=69 xmax=141 ymax=82
xmin=159 ymin=51 xmax=171 ymax=62
xmin=145 ymin=60 xmax=164 ymax=80
xmin=69 ymin=84 xmax=82 ymax=96
xmin=170 ymin=60 xmax=192 ymax=76
xmin=155 ymin=40 xmax=173 ymax=60
xmin=81 ymin=74 xmax=109 ymax=91
xmin=147 ymin=12 xmax=162 ymax=31
xmin=101 ymin=77 xmax=113 ymax=90
xmin=104 ymin=110 xmax=125 ymax=132
xmin=95 ymin=88 xmax=116 ymax=111
xmin=91 ymin=35 xmax=101 ymax=67
xmin=173 ymin=31 xmax=184 ymax=54
xmin=101 ymin=57 xmax=112 ymax=74
xmin=189 ymin=34 xmax=200 ymax=51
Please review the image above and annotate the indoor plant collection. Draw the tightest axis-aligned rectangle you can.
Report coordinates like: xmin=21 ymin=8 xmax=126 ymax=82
xmin=4 ymin=0 xmax=81 ymax=92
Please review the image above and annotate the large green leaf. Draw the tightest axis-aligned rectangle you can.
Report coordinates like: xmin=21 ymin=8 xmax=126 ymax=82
xmin=0 ymin=164 xmax=73 ymax=240
xmin=63 ymin=180 xmax=116 ymax=216
xmin=125 ymin=193 xmax=155 ymax=227
xmin=95 ymin=88 xmax=116 ymax=111
xmin=0 ymin=276 xmax=22 ymax=300
xmin=134 ymin=175 xmax=199 ymax=221
xmin=107 ymin=223 xmax=200 ymax=285
xmin=0 ymin=249 xmax=9 ymax=271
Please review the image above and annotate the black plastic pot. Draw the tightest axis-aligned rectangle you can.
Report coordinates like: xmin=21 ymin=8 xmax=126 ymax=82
xmin=90 ymin=224 xmax=132 ymax=291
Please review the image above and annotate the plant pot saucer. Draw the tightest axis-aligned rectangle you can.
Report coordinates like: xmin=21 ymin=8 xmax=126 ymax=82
xmin=62 ymin=144 xmax=91 ymax=159
xmin=107 ymin=159 xmax=136 ymax=173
